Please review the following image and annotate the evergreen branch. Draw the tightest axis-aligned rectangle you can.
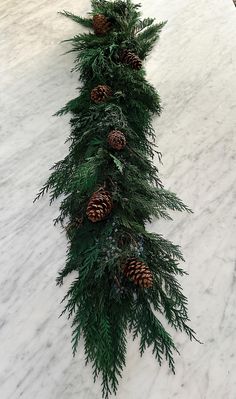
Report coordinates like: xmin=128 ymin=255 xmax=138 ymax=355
xmin=144 ymin=232 xmax=185 ymax=261
xmin=54 ymin=96 xmax=82 ymax=116
xmin=137 ymin=21 xmax=167 ymax=59
xmin=132 ymin=296 xmax=178 ymax=372
xmin=109 ymin=153 xmax=124 ymax=173
xmin=33 ymin=182 xmax=50 ymax=202
xmin=154 ymin=188 xmax=193 ymax=214
xmin=59 ymin=11 xmax=93 ymax=28
xmin=36 ymin=2 xmax=197 ymax=397
xmin=56 ymin=248 xmax=79 ymax=286
xmin=135 ymin=18 xmax=155 ymax=34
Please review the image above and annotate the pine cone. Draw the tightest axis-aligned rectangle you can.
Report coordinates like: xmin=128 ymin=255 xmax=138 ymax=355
xmin=120 ymin=49 xmax=142 ymax=70
xmin=123 ymin=258 xmax=153 ymax=288
xmin=91 ymin=85 xmax=112 ymax=104
xmin=86 ymin=188 xmax=112 ymax=222
xmin=108 ymin=130 xmax=126 ymax=150
xmin=93 ymin=14 xmax=112 ymax=35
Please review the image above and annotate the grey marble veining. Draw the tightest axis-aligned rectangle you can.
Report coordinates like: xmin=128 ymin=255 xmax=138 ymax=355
xmin=0 ymin=0 xmax=236 ymax=398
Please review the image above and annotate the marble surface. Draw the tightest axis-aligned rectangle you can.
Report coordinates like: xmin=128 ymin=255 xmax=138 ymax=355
xmin=0 ymin=0 xmax=236 ymax=398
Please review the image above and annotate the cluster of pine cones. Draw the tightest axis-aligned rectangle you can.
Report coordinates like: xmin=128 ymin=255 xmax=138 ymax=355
xmin=85 ymin=129 xmax=126 ymax=224
xmin=93 ymin=14 xmax=142 ymax=70
xmin=79 ymin=15 xmax=152 ymax=289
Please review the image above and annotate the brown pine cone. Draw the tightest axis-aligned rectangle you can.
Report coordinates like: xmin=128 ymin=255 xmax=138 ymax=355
xmin=108 ymin=130 xmax=126 ymax=150
xmin=91 ymin=85 xmax=112 ymax=104
xmin=86 ymin=188 xmax=112 ymax=222
xmin=120 ymin=49 xmax=142 ymax=70
xmin=93 ymin=14 xmax=112 ymax=35
xmin=123 ymin=258 xmax=153 ymax=288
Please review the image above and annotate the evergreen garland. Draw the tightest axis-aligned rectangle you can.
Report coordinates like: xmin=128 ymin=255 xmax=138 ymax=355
xmin=35 ymin=1 xmax=197 ymax=397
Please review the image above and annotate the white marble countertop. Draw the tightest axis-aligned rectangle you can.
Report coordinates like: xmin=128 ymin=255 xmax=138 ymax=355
xmin=0 ymin=0 xmax=236 ymax=398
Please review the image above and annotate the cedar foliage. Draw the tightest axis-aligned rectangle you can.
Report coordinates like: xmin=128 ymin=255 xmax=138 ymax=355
xmin=35 ymin=1 xmax=197 ymax=397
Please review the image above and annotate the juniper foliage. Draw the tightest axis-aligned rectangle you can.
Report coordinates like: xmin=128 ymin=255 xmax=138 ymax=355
xmin=35 ymin=1 xmax=197 ymax=397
